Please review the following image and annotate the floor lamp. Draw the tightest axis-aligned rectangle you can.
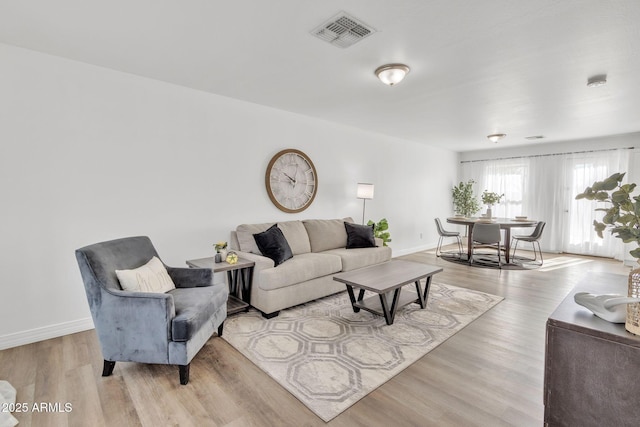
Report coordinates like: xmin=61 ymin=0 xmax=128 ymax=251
xmin=357 ymin=183 xmax=374 ymax=225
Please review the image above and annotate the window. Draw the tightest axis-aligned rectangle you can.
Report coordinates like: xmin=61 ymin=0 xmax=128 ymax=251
xmin=482 ymin=161 xmax=527 ymax=218
xmin=461 ymin=149 xmax=630 ymax=258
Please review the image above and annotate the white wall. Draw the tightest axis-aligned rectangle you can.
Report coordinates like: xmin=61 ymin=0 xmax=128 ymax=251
xmin=0 ymin=44 xmax=458 ymax=348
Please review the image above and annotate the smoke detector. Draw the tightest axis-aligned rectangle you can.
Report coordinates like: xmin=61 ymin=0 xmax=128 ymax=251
xmin=311 ymin=12 xmax=376 ymax=48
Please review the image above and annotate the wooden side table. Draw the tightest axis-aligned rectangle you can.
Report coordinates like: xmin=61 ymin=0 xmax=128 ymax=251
xmin=186 ymin=256 xmax=255 ymax=315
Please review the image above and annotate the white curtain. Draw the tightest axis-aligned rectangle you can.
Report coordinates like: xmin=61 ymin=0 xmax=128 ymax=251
xmin=523 ymin=155 xmax=566 ymax=254
xmin=461 ymin=149 xmax=630 ymax=258
xmin=562 ymin=150 xmax=629 ymax=258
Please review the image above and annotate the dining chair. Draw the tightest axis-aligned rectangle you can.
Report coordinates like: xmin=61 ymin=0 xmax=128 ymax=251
xmin=470 ymin=223 xmax=502 ymax=267
xmin=434 ymin=218 xmax=463 ymax=257
xmin=511 ymin=221 xmax=546 ymax=265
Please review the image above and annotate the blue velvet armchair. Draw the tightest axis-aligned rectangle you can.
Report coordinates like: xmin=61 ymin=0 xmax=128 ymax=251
xmin=75 ymin=236 xmax=228 ymax=385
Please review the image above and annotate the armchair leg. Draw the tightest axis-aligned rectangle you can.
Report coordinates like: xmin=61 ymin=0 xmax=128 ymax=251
xmin=179 ymin=364 xmax=190 ymax=385
xmin=102 ymin=360 xmax=116 ymax=377
xmin=218 ymin=322 xmax=224 ymax=337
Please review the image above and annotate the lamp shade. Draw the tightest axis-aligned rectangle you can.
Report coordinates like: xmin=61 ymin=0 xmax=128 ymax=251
xmin=357 ymin=183 xmax=375 ymax=199
xmin=375 ymin=64 xmax=410 ymax=86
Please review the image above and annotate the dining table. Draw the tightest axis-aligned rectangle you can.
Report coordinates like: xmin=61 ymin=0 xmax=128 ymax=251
xmin=446 ymin=216 xmax=538 ymax=264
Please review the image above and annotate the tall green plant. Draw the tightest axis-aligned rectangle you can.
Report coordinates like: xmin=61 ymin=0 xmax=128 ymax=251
xmin=367 ymin=218 xmax=392 ymax=246
xmin=575 ymin=172 xmax=640 ymax=259
xmin=452 ymin=180 xmax=480 ymax=217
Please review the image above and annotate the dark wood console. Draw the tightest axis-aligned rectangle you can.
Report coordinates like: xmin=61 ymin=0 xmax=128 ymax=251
xmin=545 ymin=273 xmax=640 ymax=426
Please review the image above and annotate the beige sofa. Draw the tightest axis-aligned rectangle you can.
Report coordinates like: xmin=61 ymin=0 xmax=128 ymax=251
xmin=229 ymin=218 xmax=392 ymax=318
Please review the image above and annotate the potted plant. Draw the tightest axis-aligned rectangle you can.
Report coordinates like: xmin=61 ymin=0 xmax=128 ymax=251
xmin=575 ymin=172 xmax=640 ymax=258
xmin=214 ymin=241 xmax=228 ymax=262
xmin=452 ymin=180 xmax=481 ymax=217
xmin=367 ymin=218 xmax=392 ymax=246
xmin=481 ymin=190 xmax=504 ymax=218
xmin=576 ymin=172 xmax=640 ymax=334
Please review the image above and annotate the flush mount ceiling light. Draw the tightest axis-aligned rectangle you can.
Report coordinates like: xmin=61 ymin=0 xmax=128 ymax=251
xmin=587 ymin=75 xmax=607 ymax=88
xmin=375 ymin=64 xmax=410 ymax=86
xmin=487 ymin=133 xmax=506 ymax=143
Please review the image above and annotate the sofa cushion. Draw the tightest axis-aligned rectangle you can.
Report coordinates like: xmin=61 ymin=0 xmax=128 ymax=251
xmin=254 ymin=224 xmax=293 ymax=266
xmin=115 ymin=256 xmax=176 ymax=293
xmin=259 ymin=253 xmax=342 ymax=291
xmin=170 ymin=284 xmax=227 ymax=342
xmin=236 ymin=222 xmax=273 ymax=253
xmin=323 ymin=246 xmax=392 ymax=272
xmin=236 ymin=230 xmax=263 ymax=254
xmin=236 ymin=221 xmax=311 ymax=255
xmin=303 ymin=218 xmax=354 ymax=252
xmin=277 ymin=221 xmax=312 ymax=255
xmin=345 ymin=222 xmax=376 ymax=249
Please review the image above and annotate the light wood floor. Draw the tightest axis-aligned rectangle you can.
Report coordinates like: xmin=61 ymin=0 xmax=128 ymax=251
xmin=0 ymin=249 xmax=630 ymax=426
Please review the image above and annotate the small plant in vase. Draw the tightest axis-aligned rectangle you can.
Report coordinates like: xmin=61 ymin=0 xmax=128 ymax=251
xmin=214 ymin=241 xmax=228 ymax=262
xmin=576 ymin=172 xmax=640 ymax=334
xmin=481 ymin=191 xmax=504 ymax=218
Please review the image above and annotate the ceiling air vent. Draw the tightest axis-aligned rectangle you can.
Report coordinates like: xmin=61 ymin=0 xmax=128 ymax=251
xmin=311 ymin=12 xmax=376 ymax=48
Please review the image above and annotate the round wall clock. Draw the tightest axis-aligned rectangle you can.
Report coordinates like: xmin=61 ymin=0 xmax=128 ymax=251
xmin=265 ymin=149 xmax=318 ymax=213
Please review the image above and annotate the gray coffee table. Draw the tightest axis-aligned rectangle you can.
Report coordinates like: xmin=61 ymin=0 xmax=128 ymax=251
xmin=333 ymin=260 xmax=442 ymax=325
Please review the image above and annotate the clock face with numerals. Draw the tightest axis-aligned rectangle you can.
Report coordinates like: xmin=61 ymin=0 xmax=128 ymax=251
xmin=265 ymin=149 xmax=318 ymax=213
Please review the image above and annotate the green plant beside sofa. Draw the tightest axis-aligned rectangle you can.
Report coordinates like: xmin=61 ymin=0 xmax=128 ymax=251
xmin=367 ymin=218 xmax=392 ymax=246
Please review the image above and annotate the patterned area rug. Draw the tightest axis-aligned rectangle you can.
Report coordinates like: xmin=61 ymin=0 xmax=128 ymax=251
xmin=222 ymin=283 xmax=503 ymax=422
xmin=439 ymin=252 xmax=541 ymax=270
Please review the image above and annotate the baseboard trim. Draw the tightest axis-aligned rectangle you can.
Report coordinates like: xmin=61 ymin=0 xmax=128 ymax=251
xmin=0 ymin=317 xmax=94 ymax=350
xmin=392 ymin=243 xmax=437 ymax=257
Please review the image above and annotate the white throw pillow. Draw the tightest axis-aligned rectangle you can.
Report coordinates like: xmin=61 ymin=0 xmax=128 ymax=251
xmin=115 ymin=256 xmax=176 ymax=293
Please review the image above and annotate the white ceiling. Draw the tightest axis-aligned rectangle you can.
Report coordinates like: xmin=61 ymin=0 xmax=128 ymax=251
xmin=1 ymin=0 xmax=640 ymax=152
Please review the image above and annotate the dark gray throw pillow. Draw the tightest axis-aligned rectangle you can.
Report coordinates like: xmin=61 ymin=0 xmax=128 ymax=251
xmin=344 ymin=222 xmax=376 ymax=249
xmin=254 ymin=224 xmax=293 ymax=266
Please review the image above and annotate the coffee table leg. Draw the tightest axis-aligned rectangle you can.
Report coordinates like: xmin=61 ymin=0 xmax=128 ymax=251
xmin=379 ymin=288 xmax=402 ymax=325
xmin=415 ymin=275 xmax=433 ymax=308
xmin=346 ymin=285 xmax=360 ymax=313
